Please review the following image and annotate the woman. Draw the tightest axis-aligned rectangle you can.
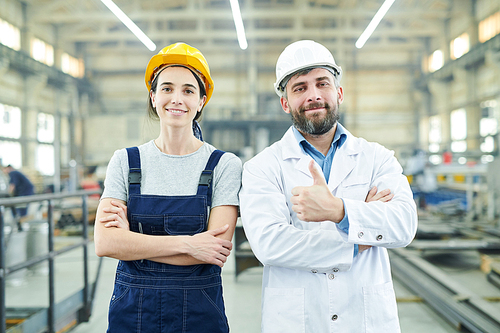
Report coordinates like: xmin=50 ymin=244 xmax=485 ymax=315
xmin=94 ymin=43 xmax=242 ymax=333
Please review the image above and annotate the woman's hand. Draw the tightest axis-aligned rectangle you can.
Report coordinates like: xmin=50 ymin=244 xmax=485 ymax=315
xmin=185 ymin=224 xmax=233 ymax=267
xmin=100 ymin=200 xmax=130 ymax=230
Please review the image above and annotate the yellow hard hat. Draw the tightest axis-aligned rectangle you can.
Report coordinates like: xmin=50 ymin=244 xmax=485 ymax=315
xmin=144 ymin=42 xmax=214 ymax=104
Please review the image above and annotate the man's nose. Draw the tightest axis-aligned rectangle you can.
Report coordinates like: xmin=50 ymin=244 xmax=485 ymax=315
xmin=306 ymin=86 xmax=322 ymax=102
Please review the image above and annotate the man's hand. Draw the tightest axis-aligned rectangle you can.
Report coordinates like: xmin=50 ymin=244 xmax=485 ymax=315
xmin=290 ymin=160 xmax=344 ymax=222
xmin=358 ymin=186 xmax=394 ymax=254
xmin=365 ymin=186 xmax=394 ymax=203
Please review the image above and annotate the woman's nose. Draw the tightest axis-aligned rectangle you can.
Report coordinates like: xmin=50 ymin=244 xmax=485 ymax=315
xmin=170 ymin=90 xmax=183 ymax=104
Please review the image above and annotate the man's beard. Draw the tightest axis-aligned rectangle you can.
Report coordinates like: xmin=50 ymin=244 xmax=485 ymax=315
xmin=290 ymin=101 xmax=340 ymax=135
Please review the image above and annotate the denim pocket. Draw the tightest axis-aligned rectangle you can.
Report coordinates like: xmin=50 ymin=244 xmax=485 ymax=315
xmin=164 ymin=214 xmax=206 ymax=235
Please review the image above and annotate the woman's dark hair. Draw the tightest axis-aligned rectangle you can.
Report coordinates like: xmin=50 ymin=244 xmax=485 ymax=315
xmin=147 ymin=65 xmax=207 ymax=121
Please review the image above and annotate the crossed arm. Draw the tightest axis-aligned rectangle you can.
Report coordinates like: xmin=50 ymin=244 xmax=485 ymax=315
xmin=93 ymin=198 xmax=238 ymax=267
xmin=290 ymin=160 xmax=393 ymax=254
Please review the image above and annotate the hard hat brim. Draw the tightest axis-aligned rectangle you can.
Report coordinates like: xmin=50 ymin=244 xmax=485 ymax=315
xmin=274 ymin=62 xmax=342 ymax=97
xmin=145 ymin=49 xmax=214 ymax=103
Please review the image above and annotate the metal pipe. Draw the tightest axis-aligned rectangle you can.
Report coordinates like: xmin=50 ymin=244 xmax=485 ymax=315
xmin=0 ymin=190 xmax=100 ymax=206
xmin=47 ymin=199 xmax=55 ymax=333
xmin=391 ymin=248 xmax=500 ymax=332
xmin=0 ymin=190 xmax=100 ymax=332
xmin=82 ymin=194 xmax=90 ymax=322
xmin=1 ymin=207 xmax=6 ymax=333
xmin=6 ymin=240 xmax=89 ymax=273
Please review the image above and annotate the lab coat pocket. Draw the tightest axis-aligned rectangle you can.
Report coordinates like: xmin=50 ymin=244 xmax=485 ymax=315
xmin=262 ymin=288 xmax=305 ymax=333
xmin=362 ymin=282 xmax=401 ymax=333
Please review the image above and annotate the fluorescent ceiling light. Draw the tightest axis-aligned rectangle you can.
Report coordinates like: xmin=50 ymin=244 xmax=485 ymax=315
xmin=230 ymin=0 xmax=248 ymax=50
xmin=101 ymin=0 xmax=156 ymax=51
xmin=355 ymin=0 xmax=396 ymax=49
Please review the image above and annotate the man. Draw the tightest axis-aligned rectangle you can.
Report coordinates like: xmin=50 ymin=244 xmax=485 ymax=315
xmin=2 ymin=164 xmax=35 ymax=217
xmin=239 ymin=40 xmax=418 ymax=333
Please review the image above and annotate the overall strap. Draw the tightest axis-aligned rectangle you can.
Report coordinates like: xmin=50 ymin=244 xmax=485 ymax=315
xmin=126 ymin=147 xmax=141 ymax=195
xmin=197 ymin=149 xmax=225 ymax=207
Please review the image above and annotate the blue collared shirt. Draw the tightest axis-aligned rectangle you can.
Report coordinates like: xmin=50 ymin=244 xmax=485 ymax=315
xmin=293 ymin=124 xmax=359 ymax=257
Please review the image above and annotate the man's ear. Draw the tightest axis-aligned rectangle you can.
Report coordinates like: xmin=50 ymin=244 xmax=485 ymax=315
xmin=280 ymin=96 xmax=291 ymax=114
xmin=337 ymin=86 xmax=344 ymax=104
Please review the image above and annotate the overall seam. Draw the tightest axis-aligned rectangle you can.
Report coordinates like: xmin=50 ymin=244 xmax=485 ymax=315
xmin=183 ymin=289 xmax=188 ymax=333
xmin=137 ymin=288 xmax=143 ymax=333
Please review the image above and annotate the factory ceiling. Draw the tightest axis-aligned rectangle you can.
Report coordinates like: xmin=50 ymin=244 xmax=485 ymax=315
xmin=21 ymin=0 xmax=455 ymax=57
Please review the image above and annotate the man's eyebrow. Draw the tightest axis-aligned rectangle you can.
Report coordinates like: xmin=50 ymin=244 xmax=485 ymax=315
xmin=290 ymin=76 xmax=332 ymax=90
xmin=316 ymin=76 xmax=331 ymax=82
xmin=290 ymin=81 xmax=306 ymax=90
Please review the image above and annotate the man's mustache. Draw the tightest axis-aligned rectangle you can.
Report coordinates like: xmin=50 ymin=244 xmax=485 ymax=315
xmin=299 ymin=102 xmax=330 ymax=113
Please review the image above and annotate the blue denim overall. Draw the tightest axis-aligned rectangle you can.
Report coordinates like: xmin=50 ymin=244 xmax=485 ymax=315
xmin=107 ymin=147 xmax=229 ymax=333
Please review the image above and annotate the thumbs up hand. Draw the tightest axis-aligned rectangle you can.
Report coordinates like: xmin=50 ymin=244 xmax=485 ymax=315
xmin=290 ymin=160 xmax=345 ymax=223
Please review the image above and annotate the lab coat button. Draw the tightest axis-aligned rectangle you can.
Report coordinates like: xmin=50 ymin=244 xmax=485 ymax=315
xmin=328 ymin=273 xmax=335 ymax=280
xmin=332 ymin=268 xmax=339 ymax=273
xmin=331 ymin=314 xmax=338 ymax=321
xmin=376 ymin=235 xmax=383 ymax=241
xmin=358 ymin=232 xmax=364 ymax=238
xmin=311 ymin=269 xmax=318 ymax=273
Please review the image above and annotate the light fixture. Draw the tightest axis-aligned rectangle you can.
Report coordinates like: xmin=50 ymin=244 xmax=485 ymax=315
xmin=355 ymin=0 xmax=396 ymax=49
xmin=230 ymin=0 xmax=248 ymax=50
xmin=101 ymin=0 xmax=156 ymax=52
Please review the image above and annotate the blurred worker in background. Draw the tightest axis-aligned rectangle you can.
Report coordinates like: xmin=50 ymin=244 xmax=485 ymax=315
xmin=239 ymin=40 xmax=418 ymax=332
xmin=405 ymin=149 xmax=437 ymax=208
xmin=94 ymin=42 xmax=242 ymax=333
xmin=1 ymin=164 xmax=35 ymax=218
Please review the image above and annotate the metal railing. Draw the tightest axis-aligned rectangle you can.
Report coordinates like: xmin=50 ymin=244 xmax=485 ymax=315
xmin=0 ymin=190 xmax=101 ymax=333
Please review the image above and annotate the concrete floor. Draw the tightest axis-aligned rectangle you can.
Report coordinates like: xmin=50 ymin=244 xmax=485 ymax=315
xmin=5 ymin=235 xmax=500 ymax=333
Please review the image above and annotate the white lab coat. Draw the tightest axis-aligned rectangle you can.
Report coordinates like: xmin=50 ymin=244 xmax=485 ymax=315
xmin=239 ymin=126 xmax=418 ymax=333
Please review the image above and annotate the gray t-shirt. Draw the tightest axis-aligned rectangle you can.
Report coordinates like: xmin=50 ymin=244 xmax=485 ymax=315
xmin=102 ymin=140 xmax=242 ymax=208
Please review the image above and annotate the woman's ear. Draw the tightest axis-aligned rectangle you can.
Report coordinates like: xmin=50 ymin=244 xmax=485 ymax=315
xmin=198 ymin=95 xmax=207 ymax=112
xmin=150 ymin=90 xmax=156 ymax=105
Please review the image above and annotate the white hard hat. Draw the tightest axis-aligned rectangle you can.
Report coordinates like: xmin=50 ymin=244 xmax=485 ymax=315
xmin=274 ymin=40 xmax=342 ymax=97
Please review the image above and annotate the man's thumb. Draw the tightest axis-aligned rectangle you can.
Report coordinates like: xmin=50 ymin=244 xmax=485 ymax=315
xmin=308 ymin=160 xmax=327 ymax=185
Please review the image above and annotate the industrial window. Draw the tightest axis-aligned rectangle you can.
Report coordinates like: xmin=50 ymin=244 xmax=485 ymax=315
xmin=450 ymin=108 xmax=467 ymax=152
xmin=450 ymin=33 xmax=469 ymax=60
xmin=480 ymin=100 xmax=498 ymax=153
xmin=35 ymin=144 xmax=54 ymax=176
xmin=0 ymin=140 xmax=22 ymax=169
xmin=0 ymin=18 xmax=20 ymax=50
xmin=428 ymin=115 xmax=441 ymax=152
xmin=428 ymin=50 xmax=444 ymax=73
xmin=0 ymin=103 xmax=22 ymax=168
xmin=479 ymin=11 xmax=500 ymax=43
xmin=0 ymin=103 xmax=21 ymax=139
xmin=61 ymin=53 xmax=85 ymax=78
xmin=31 ymin=37 xmax=54 ymax=66
xmin=37 ymin=113 xmax=54 ymax=143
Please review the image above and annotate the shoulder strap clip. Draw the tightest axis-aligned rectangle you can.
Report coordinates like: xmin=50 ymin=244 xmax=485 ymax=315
xmin=128 ymin=168 xmax=142 ymax=184
xmin=199 ymin=170 xmax=213 ymax=186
